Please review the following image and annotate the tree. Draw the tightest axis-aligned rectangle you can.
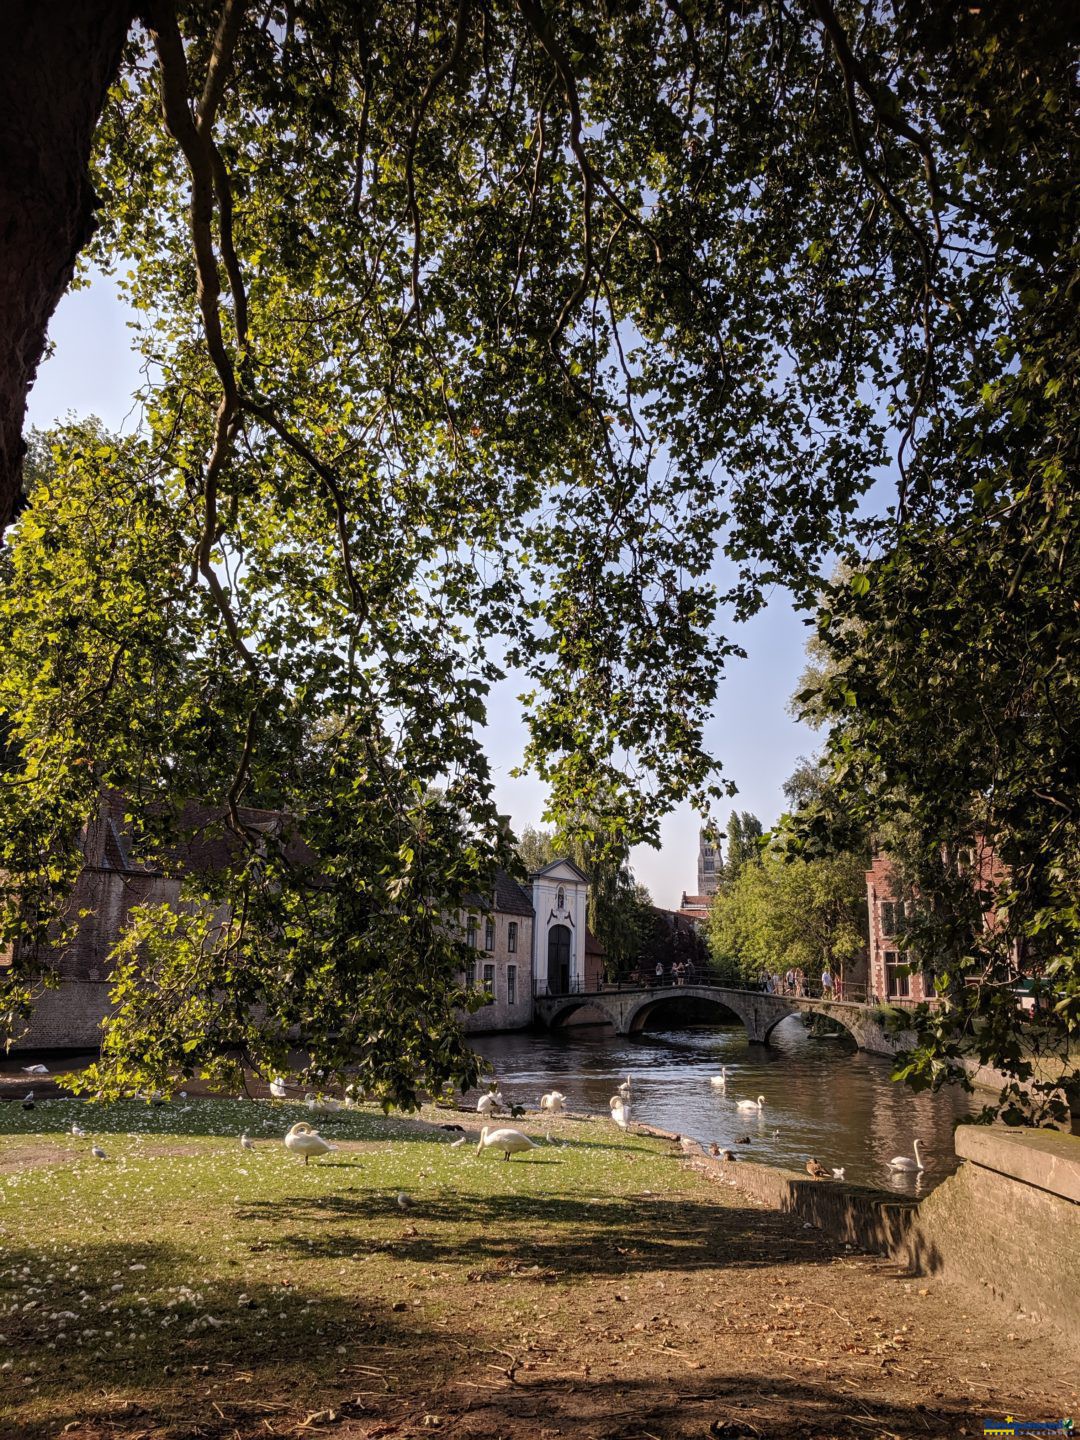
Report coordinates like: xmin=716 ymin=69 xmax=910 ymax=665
xmin=722 ymin=812 xmax=763 ymax=890
xmin=708 ymin=847 xmax=868 ymax=989
xmin=1 ymin=4 xmax=1076 ymax=1103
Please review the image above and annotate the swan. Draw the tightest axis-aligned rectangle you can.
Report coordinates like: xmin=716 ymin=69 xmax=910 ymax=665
xmin=269 ymin=1077 xmax=287 ymax=1099
xmin=805 ymin=1158 xmax=829 ymax=1179
xmin=617 ymin=1076 xmax=633 ymax=1100
xmin=475 ymin=1125 xmax=537 ymax=1161
xmin=736 ymin=1094 xmax=765 ymax=1111
xmin=609 ymin=1097 xmax=630 ymax=1131
xmin=888 ymin=1139 xmax=925 ymax=1172
xmin=22 ymin=1063 xmax=48 ymax=1074
xmin=539 ymin=1090 xmax=566 ymax=1114
xmin=305 ymin=1092 xmax=342 ymax=1114
xmin=477 ymin=1091 xmax=504 ymax=1116
xmin=284 ymin=1121 xmax=337 ymax=1165
xmin=709 ymin=1066 xmax=729 ymax=1088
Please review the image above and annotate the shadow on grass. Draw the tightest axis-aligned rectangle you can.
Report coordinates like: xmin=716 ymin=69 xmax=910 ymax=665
xmin=0 ymin=1234 xmax=443 ymax=1440
xmin=233 ymin=1185 xmax=842 ymax=1276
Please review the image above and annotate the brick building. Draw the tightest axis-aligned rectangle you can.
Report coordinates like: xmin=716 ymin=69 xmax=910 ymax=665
xmin=866 ymin=842 xmax=1014 ymax=1007
xmin=6 ymin=791 xmax=315 ymax=1050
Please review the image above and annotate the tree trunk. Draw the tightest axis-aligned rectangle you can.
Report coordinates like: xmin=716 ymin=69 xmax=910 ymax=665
xmin=0 ymin=0 xmax=134 ymax=527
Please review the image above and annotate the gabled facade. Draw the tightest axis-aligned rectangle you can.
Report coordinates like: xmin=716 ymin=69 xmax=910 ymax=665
xmin=530 ymin=858 xmax=590 ymax=996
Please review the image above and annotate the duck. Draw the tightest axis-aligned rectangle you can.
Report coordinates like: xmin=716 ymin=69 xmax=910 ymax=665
xmin=736 ymin=1094 xmax=765 ymax=1111
xmin=284 ymin=1121 xmax=336 ymax=1165
xmin=475 ymin=1125 xmax=537 ymax=1161
xmin=888 ymin=1139 xmax=925 ymax=1172
xmin=735 ymin=1134 xmax=751 ymax=1145
xmin=709 ymin=1066 xmax=729 ymax=1088
xmin=476 ymin=1090 xmax=504 ymax=1116
xmin=609 ymin=1096 xmax=630 ymax=1131
xmin=539 ymin=1090 xmax=566 ymax=1115
xmin=617 ymin=1075 xmax=633 ymax=1100
xmin=269 ymin=1077 xmax=287 ymax=1099
xmin=805 ymin=1157 xmax=830 ymax=1180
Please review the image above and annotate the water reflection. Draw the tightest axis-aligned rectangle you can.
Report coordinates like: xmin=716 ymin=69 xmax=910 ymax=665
xmin=471 ymin=1015 xmax=977 ymax=1194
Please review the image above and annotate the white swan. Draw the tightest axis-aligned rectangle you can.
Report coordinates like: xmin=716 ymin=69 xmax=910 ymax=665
xmin=477 ymin=1091 xmax=504 ymax=1116
xmin=888 ymin=1139 xmax=925 ymax=1172
xmin=736 ymin=1094 xmax=766 ymax=1111
xmin=617 ymin=1075 xmax=633 ymax=1100
xmin=269 ymin=1077 xmax=287 ymax=1099
xmin=609 ymin=1096 xmax=630 ymax=1131
xmin=305 ymin=1092 xmax=343 ymax=1114
xmin=284 ymin=1121 xmax=336 ymax=1165
xmin=709 ymin=1066 xmax=729 ymax=1089
xmin=475 ymin=1125 xmax=536 ymax=1161
xmin=539 ymin=1090 xmax=566 ymax=1114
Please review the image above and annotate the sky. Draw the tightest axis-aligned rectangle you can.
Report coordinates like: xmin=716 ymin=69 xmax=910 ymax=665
xmin=25 ymin=271 xmax=820 ymax=909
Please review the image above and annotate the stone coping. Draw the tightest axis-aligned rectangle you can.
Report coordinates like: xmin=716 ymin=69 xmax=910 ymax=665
xmin=955 ymin=1124 xmax=1080 ymax=1203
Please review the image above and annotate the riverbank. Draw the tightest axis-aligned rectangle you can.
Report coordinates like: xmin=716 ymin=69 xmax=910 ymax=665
xmin=1 ymin=1097 xmax=1075 ymax=1439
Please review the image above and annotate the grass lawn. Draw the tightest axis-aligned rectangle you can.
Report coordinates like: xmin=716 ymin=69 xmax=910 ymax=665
xmin=1 ymin=1096 xmax=1075 ymax=1440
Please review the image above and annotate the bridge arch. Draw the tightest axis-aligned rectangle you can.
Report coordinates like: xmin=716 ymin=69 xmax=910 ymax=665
xmin=625 ymin=988 xmax=749 ymax=1036
xmin=761 ymin=1002 xmax=861 ymax=1048
xmin=542 ymin=995 xmax=620 ymax=1030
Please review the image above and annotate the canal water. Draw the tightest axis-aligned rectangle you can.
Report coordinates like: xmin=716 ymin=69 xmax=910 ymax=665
xmin=471 ymin=1015 xmax=979 ymax=1195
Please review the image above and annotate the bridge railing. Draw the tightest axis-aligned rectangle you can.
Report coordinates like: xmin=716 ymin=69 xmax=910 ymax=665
xmin=534 ymin=970 xmax=933 ymax=1008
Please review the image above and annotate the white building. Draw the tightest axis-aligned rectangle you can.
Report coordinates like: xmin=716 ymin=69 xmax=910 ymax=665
xmin=457 ymin=857 xmax=600 ymax=1032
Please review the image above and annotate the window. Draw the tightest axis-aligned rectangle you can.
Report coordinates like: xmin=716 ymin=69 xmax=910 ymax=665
xmin=884 ymin=950 xmax=910 ymax=999
xmin=466 ymin=917 xmax=478 ymax=949
xmin=507 ymin=922 xmax=517 ymax=954
xmin=465 ymin=959 xmax=476 ymax=990
xmin=557 ymin=886 xmax=565 ymax=910
xmin=484 ymin=918 xmax=495 ymax=953
xmin=881 ymin=900 xmax=906 ymax=936
xmin=507 ymin=964 xmax=517 ymax=1005
xmin=482 ymin=963 xmax=495 ymax=1002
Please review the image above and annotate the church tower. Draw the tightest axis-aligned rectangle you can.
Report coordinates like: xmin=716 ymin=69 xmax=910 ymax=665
xmin=697 ymin=826 xmax=721 ymax=897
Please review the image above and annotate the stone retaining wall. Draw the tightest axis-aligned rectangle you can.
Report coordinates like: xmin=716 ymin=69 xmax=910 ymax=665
xmin=696 ymin=1125 xmax=1080 ymax=1350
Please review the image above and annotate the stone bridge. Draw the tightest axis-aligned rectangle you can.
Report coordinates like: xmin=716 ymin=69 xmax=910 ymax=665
xmin=532 ymin=984 xmax=912 ymax=1057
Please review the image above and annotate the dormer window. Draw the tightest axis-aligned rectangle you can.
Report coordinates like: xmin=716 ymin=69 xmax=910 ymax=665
xmin=557 ymin=886 xmax=565 ymax=910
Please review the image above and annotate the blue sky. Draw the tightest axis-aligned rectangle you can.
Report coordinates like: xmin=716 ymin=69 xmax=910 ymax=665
xmin=26 ymin=271 xmax=819 ymax=907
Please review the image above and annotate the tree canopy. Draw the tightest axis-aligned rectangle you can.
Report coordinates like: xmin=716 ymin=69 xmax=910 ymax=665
xmin=1 ymin=1 xmax=1076 ymax=1107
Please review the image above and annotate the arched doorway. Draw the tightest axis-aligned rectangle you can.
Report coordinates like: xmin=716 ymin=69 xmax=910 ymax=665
xmin=547 ymin=924 xmax=571 ymax=993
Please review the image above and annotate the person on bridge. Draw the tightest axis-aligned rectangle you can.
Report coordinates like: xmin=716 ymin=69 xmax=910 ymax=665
xmin=821 ymin=967 xmax=834 ymax=998
xmin=795 ymin=968 xmax=806 ymax=996
xmin=655 ymin=961 xmax=664 ymax=987
xmin=784 ymin=968 xmax=794 ymax=995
